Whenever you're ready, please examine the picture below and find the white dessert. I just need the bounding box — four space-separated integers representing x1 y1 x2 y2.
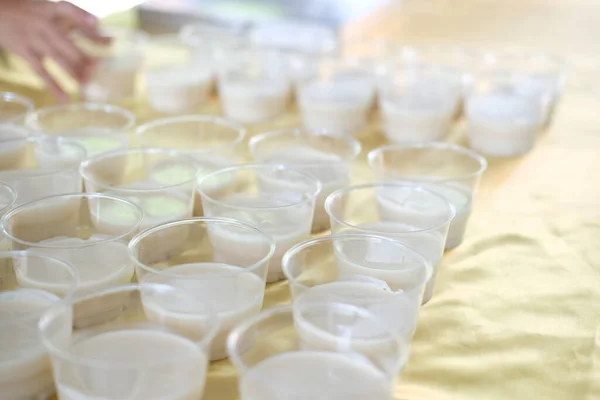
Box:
56 329 207 400
418 182 472 250
261 146 350 232
380 89 457 144
142 263 264 361
0 138 27 170
240 352 392 400
192 153 236 216
83 54 141 102
298 81 372 134
0 289 59 400
466 92 542 157
295 279 420 343
203 193 312 282
145 66 213 114
33 235 133 293
345 221 443 304
218 78 290 124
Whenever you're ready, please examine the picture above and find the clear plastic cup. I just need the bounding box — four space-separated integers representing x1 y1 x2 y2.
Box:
179 22 248 70
0 251 78 400
39 284 219 400
249 128 361 233
249 21 338 55
479 50 567 127
368 143 487 250
0 182 17 218
129 217 276 361
2 193 143 292
465 71 544 157
197 164 320 283
282 233 431 343
26 103 135 156
228 303 407 400
0 92 34 124
217 49 291 124
136 115 245 215
378 66 462 143
80 148 199 232
143 36 214 114
78 27 149 102
325 183 454 303
297 57 375 135
0 137 86 206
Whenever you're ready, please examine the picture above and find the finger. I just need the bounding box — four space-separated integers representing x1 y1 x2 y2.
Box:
53 1 106 42
41 27 92 81
54 1 98 29
80 58 97 85
22 51 68 102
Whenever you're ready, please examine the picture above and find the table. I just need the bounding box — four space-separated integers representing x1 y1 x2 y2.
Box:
1 0 599 399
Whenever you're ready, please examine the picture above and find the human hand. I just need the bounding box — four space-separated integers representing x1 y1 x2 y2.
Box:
0 0 108 101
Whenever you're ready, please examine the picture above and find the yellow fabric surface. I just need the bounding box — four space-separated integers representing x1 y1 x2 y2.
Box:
2 1 600 399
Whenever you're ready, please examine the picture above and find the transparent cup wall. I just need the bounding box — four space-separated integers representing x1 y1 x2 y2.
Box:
80 148 200 232
136 115 245 216
197 164 320 283
324 183 454 303
25 103 135 157
297 57 376 135
465 71 545 157
249 128 361 233
2 193 143 293
129 217 275 361
39 284 219 400
216 49 292 124
0 92 34 124
0 251 78 399
77 28 148 103
282 233 432 344
368 143 487 250
228 304 407 400
378 66 462 144
0 137 86 206
143 35 214 114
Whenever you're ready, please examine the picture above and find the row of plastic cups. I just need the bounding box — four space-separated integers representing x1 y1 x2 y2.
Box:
2 279 405 400
0 163 473 302
0 215 429 399
0 126 485 249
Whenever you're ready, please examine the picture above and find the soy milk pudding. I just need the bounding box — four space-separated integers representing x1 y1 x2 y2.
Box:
33 235 133 292
296 280 420 343
466 91 542 157
261 146 351 233
143 263 264 360
205 193 313 282
56 330 207 400
145 65 213 114
298 80 373 134
348 222 442 303
80 29 147 102
0 289 59 400
379 79 459 144
417 182 472 250
240 351 393 400
219 77 291 123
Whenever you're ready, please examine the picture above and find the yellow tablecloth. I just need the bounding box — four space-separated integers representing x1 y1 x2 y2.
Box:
2 1 600 399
